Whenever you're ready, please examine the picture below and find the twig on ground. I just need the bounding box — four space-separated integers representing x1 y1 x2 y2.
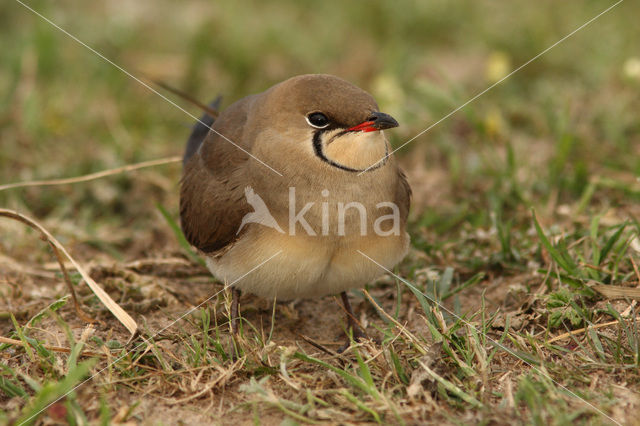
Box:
298 334 339 357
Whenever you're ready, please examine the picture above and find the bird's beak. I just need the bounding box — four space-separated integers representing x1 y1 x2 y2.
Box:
347 111 399 133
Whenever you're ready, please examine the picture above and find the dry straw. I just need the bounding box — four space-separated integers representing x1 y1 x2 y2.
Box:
0 208 138 338
0 155 189 337
0 156 181 191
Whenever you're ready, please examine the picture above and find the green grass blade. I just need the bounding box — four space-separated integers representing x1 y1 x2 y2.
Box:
341 390 381 423
532 210 577 275
599 222 627 265
16 359 96 426
418 361 482 408
442 272 485 301
294 352 376 399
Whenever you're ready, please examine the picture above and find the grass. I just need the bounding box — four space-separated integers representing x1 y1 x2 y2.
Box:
1 0 640 424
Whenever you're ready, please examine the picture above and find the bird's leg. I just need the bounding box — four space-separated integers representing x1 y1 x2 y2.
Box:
338 291 367 353
228 287 241 360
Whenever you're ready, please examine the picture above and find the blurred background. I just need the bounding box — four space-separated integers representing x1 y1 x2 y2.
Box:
0 0 638 272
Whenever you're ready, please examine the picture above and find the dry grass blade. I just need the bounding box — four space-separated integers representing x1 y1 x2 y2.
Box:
362 289 428 354
0 156 181 191
630 257 640 283
167 363 236 404
547 317 640 343
48 238 98 325
0 209 138 337
0 335 105 358
590 284 640 300
152 80 220 118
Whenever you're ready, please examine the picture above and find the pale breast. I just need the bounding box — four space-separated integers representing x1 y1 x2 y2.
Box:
205 227 409 300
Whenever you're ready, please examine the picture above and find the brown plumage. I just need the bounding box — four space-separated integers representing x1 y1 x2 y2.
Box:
179 74 411 347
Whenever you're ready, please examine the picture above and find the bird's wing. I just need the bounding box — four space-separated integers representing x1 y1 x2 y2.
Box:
180 95 257 253
395 168 412 225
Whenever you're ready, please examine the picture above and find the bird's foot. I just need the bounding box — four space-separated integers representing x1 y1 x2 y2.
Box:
337 324 368 353
337 291 370 353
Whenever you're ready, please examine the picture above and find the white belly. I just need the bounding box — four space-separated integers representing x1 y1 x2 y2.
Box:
205 228 409 300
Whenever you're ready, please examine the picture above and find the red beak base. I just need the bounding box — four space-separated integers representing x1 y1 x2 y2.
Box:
347 121 378 133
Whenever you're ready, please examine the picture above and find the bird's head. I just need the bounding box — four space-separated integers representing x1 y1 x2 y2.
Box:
250 74 398 173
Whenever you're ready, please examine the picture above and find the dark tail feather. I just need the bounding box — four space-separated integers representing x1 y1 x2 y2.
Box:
183 96 222 165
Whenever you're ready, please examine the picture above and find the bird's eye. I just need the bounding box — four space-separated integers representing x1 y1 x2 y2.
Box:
306 112 330 129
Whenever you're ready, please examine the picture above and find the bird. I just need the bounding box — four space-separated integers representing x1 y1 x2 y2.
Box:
179 74 411 351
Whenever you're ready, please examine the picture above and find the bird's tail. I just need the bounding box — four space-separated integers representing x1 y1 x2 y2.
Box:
183 96 223 165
